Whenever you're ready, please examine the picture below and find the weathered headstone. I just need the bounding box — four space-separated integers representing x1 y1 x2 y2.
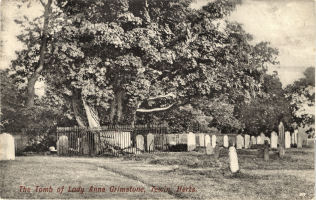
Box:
294 129 298 145
278 122 285 157
223 135 229 148
251 136 256 146
136 135 144 151
244 134 250 149
236 134 243 149
297 128 304 148
211 135 217 148
285 131 291 148
205 135 211 147
57 135 69 155
187 132 196 151
0 133 15 160
196 133 205 147
229 146 239 173
263 141 269 161
167 134 177 146
146 133 154 152
206 143 214 155
270 131 278 149
260 132 266 142
256 136 262 145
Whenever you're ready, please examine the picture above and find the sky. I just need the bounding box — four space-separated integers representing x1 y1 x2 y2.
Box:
0 0 315 88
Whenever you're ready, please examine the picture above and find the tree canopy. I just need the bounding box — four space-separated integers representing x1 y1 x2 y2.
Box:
6 0 295 135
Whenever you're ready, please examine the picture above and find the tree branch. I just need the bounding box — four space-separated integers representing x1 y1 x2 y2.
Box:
136 104 174 113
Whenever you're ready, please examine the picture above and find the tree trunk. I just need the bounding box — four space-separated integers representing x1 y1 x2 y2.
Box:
71 91 87 128
26 0 52 107
82 98 101 128
109 97 116 124
117 91 124 123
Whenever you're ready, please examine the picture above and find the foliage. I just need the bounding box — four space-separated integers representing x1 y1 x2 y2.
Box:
9 0 279 132
237 73 292 135
285 66 315 128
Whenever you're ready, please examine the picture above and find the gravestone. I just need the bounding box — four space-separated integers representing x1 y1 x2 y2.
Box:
223 135 229 148
294 129 298 145
263 141 269 161
211 135 217 148
278 122 285 157
260 132 266 141
196 133 205 147
256 136 262 145
270 131 278 149
187 132 196 151
136 135 144 151
251 136 256 146
0 133 15 160
236 134 243 149
167 134 177 146
57 135 69 155
205 135 211 147
297 128 304 148
146 133 154 152
229 146 239 173
278 122 285 148
291 132 295 145
285 131 291 148
206 143 214 155
244 134 250 149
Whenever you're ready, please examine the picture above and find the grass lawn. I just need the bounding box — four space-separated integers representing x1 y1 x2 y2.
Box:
0 148 314 199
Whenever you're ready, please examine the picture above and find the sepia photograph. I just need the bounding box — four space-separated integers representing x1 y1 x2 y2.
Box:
0 0 315 199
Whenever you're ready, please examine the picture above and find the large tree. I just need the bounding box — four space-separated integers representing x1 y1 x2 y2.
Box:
11 0 279 130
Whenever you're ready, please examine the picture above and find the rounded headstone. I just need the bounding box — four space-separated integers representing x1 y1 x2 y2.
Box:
229 146 239 173
0 133 15 160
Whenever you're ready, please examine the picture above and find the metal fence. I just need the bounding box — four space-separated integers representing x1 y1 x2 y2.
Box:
56 125 172 156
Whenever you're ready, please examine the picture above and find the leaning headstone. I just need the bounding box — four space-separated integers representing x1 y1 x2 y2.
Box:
257 136 262 145
251 136 256 146
297 128 304 148
244 134 250 149
211 135 217 148
285 131 291 148
205 135 211 147
206 143 214 155
223 135 229 148
236 134 243 149
270 131 278 149
187 132 196 151
146 133 154 152
136 135 144 151
0 133 15 160
57 135 69 155
229 146 239 173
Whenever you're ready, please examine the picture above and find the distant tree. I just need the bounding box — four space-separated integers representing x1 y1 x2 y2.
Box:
237 73 292 135
286 66 315 128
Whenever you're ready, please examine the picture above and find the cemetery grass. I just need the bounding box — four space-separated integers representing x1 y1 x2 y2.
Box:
0 148 314 199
